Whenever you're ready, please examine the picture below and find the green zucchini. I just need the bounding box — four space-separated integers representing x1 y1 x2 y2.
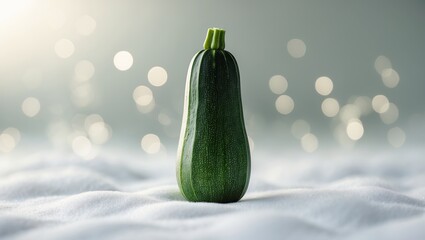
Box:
176 28 251 203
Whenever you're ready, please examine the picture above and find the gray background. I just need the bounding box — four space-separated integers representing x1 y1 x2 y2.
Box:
1 0 424 157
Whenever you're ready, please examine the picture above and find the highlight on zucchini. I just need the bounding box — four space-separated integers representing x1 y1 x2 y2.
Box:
176 28 251 203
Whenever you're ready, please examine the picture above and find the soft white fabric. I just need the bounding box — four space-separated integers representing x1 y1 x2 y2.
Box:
0 149 424 240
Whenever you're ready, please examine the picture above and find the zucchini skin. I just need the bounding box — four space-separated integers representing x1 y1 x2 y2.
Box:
177 49 251 203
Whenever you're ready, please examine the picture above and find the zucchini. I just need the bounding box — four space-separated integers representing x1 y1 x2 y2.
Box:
176 28 251 203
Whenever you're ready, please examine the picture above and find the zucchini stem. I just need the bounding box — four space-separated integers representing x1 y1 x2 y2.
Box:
203 28 226 50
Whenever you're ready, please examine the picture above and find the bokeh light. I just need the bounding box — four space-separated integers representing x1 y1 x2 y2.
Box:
353 96 373 115
148 66 168 87
321 98 340 117
291 119 310 139
269 75 288 94
379 103 399 125
88 122 111 145
346 119 364 141
114 51 133 71
84 114 104 130
158 112 172 126
0 128 20 153
84 114 111 145
22 97 41 117
374 55 392 74
137 98 156 114
75 15 96 36
301 133 318 152
339 104 361 123
372 95 390 113
133 85 153 106
275 95 294 115
287 39 306 58
71 83 94 107
141 134 161 154
315 76 333 96
387 127 406 148
3 128 21 143
54 38 75 59
74 60 95 82
380 68 400 88
0 133 16 153
72 135 93 159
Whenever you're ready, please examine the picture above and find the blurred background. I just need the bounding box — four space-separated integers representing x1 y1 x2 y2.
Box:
1 0 424 160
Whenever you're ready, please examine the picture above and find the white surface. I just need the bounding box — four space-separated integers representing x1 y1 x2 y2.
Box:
1 149 424 240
